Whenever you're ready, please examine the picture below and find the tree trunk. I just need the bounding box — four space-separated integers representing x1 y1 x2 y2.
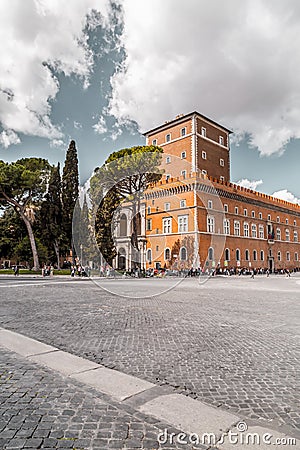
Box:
19 210 40 270
53 240 60 269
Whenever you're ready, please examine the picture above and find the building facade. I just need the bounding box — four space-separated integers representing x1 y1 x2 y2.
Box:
114 111 300 272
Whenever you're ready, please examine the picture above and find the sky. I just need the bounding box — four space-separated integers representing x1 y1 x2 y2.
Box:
0 0 299 204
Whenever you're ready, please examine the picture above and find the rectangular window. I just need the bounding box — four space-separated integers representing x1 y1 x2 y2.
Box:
146 219 152 231
243 222 249 237
219 136 224 145
251 224 257 238
202 151 207 159
276 228 281 240
208 200 213 209
234 220 240 236
178 215 188 233
223 219 230 235
165 133 171 142
166 156 171 164
180 127 186 137
285 229 290 241
164 202 170 211
201 127 206 137
181 151 186 159
180 199 186 208
163 218 172 234
152 139 157 145
259 225 264 239
207 216 215 233
287 252 290 261
235 206 239 215
220 158 224 167
294 231 298 242
295 252 298 261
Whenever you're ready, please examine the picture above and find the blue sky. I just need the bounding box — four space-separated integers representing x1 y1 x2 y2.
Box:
0 0 299 203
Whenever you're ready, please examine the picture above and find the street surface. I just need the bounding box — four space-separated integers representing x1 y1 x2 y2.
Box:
0 274 299 448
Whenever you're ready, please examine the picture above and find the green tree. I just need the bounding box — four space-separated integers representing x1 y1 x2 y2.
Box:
94 188 120 266
62 140 79 256
38 163 64 268
0 207 27 261
90 145 163 267
13 236 48 267
0 158 51 269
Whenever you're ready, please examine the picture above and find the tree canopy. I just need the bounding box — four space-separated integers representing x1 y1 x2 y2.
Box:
89 145 163 267
0 158 51 269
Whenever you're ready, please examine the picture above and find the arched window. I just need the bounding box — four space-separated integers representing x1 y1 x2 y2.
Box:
225 248 230 261
245 249 249 261
277 251 281 261
208 247 214 261
120 214 127 236
165 248 170 260
236 249 240 261
147 249 152 263
253 250 257 261
260 250 264 261
180 247 187 261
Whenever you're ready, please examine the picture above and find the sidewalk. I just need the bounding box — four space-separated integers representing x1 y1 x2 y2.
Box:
0 328 299 450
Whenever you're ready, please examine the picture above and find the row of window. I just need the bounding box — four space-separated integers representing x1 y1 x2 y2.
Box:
207 217 299 241
146 215 188 233
147 247 299 264
222 248 298 263
166 152 186 163
147 200 187 215
207 200 298 225
201 151 225 166
147 246 187 263
152 127 225 146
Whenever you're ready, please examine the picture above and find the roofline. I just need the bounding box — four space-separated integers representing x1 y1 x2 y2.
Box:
143 111 233 136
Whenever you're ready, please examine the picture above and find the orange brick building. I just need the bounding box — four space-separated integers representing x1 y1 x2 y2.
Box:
115 111 300 272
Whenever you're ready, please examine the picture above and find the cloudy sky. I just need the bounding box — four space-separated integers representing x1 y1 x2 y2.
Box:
0 0 299 203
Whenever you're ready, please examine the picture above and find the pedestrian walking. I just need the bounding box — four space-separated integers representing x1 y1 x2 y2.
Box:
14 265 19 276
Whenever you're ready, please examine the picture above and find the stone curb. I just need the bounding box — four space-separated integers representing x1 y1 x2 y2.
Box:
0 327 298 449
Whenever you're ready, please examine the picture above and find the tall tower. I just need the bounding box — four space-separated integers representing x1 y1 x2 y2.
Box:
144 111 232 182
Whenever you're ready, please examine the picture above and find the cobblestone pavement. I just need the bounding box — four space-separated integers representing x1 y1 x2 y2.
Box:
0 347 202 449
0 275 299 435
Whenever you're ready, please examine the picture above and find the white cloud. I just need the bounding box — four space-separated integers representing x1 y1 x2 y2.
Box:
74 121 82 130
0 129 21 148
272 189 300 205
0 0 111 147
50 138 65 149
92 115 107 134
108 0 300 156
236 178 263 191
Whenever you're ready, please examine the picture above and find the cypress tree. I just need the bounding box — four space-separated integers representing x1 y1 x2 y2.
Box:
38 163 64 267
62 140 79 256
